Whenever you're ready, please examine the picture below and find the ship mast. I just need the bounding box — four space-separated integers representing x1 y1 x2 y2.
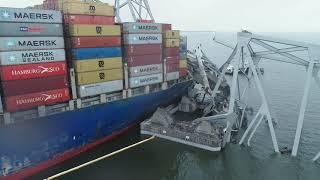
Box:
114 0 155 23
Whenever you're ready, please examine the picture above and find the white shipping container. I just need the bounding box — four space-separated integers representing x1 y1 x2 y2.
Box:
166 72 179 81
123 34 162 45
0 37 65 51
129 73 163 88
77 80 123 98
129 64 163 77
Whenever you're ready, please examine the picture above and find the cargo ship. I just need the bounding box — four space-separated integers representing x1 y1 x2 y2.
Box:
0 1 191 179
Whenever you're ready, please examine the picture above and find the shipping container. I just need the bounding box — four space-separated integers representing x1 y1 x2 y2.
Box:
0 49 65 66
4 88 70 112
179 52 187 60
165 56 179 64
66 36 121 48
164 38 180 48
163 30 180 39
163 47 179 57
72 47 122 60
0 22 63 37
129 64 163 77
129 73 163 88
122 22 162 34
166 63 179 73
77 80 123 98
76 68 123 85
74 57 122 72
2 75 69 97
179 60 188 69
67 24 121 37
64 14 115 25
180 36 187 52
123 34 162 45
0 61 67 81
125 54 162 67
165 71 179 81
162 24 172 31
63 1 114 16
124 44 162 56
179 68 188 77
0 7 63 23
0 37 65 51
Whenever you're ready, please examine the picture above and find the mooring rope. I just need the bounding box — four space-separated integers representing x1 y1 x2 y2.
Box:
45 136 156 180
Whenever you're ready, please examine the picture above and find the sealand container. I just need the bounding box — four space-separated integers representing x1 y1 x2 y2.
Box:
125 54 162 67
165 56 179 64
179 60 188 69
4 88 70 112
63 1 114 16
123 34 162 45
129 73 163 88
67 24 121 37
64 14 115 25
124 44 162 56
77 80 123 98
2 75 69 97
129 64 163 77
163 47 179 57
163 30 180 39
0 23 63 37
166 63 179 73
76 68 123 85
0 49 66 66
0 61 67 81
0 7 63 23
0 37 64 51
179 52 187 60
122 22 162 34
162 24 172 31
165 71 179 81
72 47 122 60
164 38 180 48
66 36 121 48
179 68 188 77
74 57 122 73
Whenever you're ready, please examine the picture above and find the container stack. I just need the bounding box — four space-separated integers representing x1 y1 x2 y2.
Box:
63 1 124 98
163 30 180 81
0 7 70 112
179 36 188 77
122 22 163 89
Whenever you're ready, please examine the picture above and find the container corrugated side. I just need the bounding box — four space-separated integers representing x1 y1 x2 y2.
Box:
76 68 123 85
64 14 115 25
165 72 179 81
77 80 123 98
74 57 122 72
163 47 179 57
66 37 121 48
125 54 162 67
0 23 63 37
163 30 180 39
164 39 180 48
166 63 179 73
72 47 122 60
162 24 172 31
0 37 65 51
165 56 179 64
0 49 66 65
129 64 162 77
180 36 187 52
67 25 121 37
123 34 162 45
179 60 187 69
129 73 163 88
63 1 114 16
124 44 162 56
122 22 162 34
0 7 62 23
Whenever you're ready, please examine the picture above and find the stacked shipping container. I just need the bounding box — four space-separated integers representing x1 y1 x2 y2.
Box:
63 1 124 98
163 30 180 81
179 36 188 77
0 7 70 112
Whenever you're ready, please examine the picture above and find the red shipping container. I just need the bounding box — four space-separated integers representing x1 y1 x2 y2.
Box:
165 56 179 64
66 37 121 48
163 48 179 57
0 62 67 81
4 88 70 112
124 44 162 56
64 15 115 25
166 63 179 73
125 54 162 67
162 24 172 31
2 75 69 97
179 68 188 77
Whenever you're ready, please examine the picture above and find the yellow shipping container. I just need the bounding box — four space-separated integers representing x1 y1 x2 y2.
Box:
179 60 188 69
164 39 180 48
76 69 123 85
58 0 80 10
164 30 180 39
74 57 123 73
63 1 114 16
68 25 121 36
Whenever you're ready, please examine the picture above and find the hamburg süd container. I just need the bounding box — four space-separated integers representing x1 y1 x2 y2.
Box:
0 49 66 65
179 68 188 77
163 30 180 39
164 38 180 48
64 14 115 25
72 47 122 60
165 56 179 64
67 24 121 37
77 80 123 98
122 22 162 34
0 23 63 37
74 57 122 73
2 75 69 97
76 68 123 85
0 37 65 51
0 61 67 81
179 52 187 60
179 60 187 69
125 54 162 67
165 71 179 81
4 88 70 112
163 47 179 57
129 73 163 88
123 34 162 45
129 64 163 77
124 44 162 56
62 1 114 16
0 7 63 23
166 63 179 73
66 37 121 48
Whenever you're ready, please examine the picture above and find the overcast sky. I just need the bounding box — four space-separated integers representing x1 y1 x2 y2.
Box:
1 0 319 32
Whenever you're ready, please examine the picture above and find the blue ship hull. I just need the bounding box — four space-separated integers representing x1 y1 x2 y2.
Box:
0 81 191 179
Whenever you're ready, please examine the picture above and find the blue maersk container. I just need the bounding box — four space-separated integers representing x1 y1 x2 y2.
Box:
72 47 122 60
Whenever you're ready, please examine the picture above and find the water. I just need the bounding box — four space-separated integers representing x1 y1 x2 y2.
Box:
32 32 320 180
